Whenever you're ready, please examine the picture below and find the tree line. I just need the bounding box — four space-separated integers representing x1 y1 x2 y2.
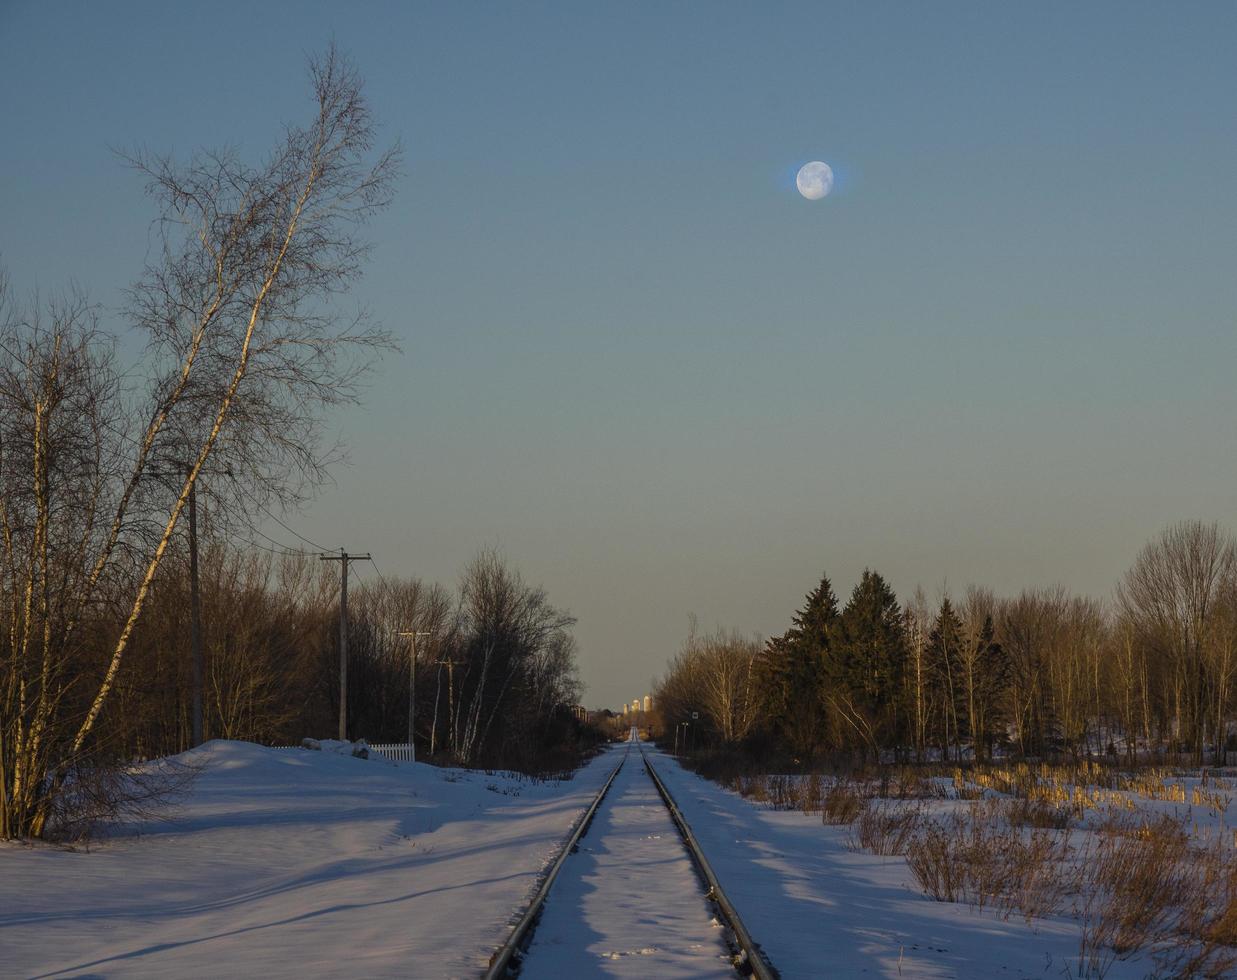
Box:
656 520 1237 769
99 537 585 769
0 48 590 840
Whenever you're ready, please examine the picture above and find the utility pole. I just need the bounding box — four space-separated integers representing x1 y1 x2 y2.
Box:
187 479 203 748
153 460 223 749
395 630 431 760
435 658 462 757
320 550 370 741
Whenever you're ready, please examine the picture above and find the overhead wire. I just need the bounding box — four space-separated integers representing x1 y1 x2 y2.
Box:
366 555 391 588
233 534 310 557
66 410 342 563
245 525 314 557
257 503 331 552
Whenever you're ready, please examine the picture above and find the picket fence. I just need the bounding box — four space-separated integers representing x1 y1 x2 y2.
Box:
268 740 414 763
369 743 415 763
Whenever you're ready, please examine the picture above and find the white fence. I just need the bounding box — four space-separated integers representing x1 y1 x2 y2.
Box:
370 743 415 763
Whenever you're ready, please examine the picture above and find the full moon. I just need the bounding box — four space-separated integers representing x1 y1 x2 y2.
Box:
796 161 834 200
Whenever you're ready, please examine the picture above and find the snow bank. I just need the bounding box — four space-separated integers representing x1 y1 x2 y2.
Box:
0 739 614 978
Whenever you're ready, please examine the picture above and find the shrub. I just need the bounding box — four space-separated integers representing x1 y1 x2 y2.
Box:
851 801 923 855
821 779 867 825
905 803 1071 920
1004 797 1072 830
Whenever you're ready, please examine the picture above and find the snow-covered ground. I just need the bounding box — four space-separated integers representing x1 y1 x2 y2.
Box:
649 748 1154 979
5 739 1202 979
0 740 614 979
520 746 732 978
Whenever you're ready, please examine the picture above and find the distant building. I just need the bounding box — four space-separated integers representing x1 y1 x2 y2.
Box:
643 695 652 713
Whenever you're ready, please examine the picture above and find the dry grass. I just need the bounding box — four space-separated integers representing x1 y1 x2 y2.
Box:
904 801 1072 920
1075 815 1237 977
729 772 867 822
875 767 937 800
720 759 1237 975
821 779 867 825
1003 796 1073 830
802 772 823 815
850 801 923 855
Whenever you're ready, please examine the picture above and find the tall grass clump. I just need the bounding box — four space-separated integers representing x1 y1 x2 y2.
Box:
1076 815 1237 978
821 778 867 824
850 801 923 855
905 801 1072 920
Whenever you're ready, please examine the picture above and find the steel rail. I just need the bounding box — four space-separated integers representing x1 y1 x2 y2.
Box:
640 748 780 980
483 748 628 979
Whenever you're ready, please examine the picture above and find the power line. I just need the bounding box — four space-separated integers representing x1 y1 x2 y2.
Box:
366 555 391 588
247 524 314 556
236 534 310 557
258 504 330 552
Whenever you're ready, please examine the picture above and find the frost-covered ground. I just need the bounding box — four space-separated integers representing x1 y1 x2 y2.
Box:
521 746 732 977
650 749 1156 979
0 740 614 979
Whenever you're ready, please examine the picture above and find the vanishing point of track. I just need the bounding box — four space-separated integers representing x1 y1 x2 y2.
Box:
483 739 779 979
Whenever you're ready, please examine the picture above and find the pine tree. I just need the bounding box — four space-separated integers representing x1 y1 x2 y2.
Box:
971 615 1009 760
757 575 839 762
835 570 907 757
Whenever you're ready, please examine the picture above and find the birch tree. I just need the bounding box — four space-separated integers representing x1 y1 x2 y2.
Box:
1 46 398 838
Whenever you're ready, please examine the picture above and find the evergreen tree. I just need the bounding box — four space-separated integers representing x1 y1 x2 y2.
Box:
834 570 907 757
757 575 839 761
971 615 1009 760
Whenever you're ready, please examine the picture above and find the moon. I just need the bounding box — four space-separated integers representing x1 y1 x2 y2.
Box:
796 161 834 200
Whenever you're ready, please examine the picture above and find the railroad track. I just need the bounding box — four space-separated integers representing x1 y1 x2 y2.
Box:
484 739 778 979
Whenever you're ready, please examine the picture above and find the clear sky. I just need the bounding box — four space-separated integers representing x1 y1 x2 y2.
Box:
3 2 1236 710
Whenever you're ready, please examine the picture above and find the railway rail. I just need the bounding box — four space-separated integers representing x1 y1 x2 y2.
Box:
483 739 778 979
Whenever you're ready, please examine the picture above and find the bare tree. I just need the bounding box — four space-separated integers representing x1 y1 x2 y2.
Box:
1 45 398 838
0 283 125 838
75 45 399 754
997 587 1068 757
958 586 993 757
1119 521 1237 764
902 587 931 762
657 621 762 747
448 551 577 766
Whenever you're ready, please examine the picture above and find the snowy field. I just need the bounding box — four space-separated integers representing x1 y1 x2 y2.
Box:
0 740 615 978
5 740 1230 978
665 756 1237 978
647 751 1158 979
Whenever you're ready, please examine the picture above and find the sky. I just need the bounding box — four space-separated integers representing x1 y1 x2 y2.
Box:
2 2 1236 710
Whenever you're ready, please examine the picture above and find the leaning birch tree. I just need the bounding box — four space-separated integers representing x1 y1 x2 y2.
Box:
1 45 398 838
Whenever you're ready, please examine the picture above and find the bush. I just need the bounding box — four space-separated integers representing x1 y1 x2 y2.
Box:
851 801 922 855
821 779 867 825
905 803 1071 920
1004 797 1072 830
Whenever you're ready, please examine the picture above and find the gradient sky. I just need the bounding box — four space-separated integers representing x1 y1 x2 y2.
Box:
3 2 1236 709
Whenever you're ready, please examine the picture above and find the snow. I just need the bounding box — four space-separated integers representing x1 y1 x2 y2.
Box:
2 738 1203 979
520 745 733 977
0 740 614 979
647 748 1153 979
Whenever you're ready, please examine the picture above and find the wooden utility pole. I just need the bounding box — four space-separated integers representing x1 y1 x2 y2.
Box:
396 630 431 760
435 658 462 757
153 461 217 749
320 550 370 741
187 480 203 747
